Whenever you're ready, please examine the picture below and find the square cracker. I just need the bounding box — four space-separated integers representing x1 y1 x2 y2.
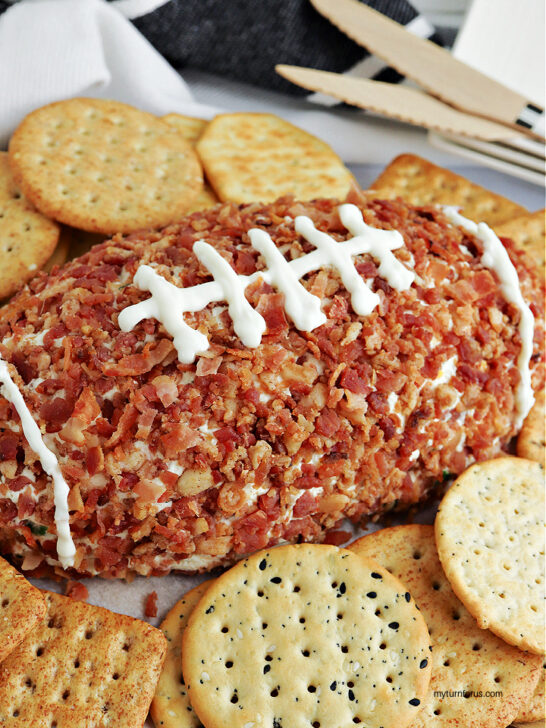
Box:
495 208 545 273
0 556 46 664
0 590 167 727
370 154 526 227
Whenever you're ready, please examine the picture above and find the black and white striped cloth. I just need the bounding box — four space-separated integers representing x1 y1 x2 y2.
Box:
0 0 444 103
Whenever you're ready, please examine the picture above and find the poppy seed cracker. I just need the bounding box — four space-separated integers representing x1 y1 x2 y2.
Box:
183 543 432 728
350 525 542 727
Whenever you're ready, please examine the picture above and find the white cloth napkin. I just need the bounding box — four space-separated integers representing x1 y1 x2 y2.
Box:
0 0 219 148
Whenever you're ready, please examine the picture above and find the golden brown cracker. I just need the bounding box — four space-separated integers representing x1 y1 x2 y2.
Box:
0 590 167 727
151 581 212 728
196 112 354 204
496 209 545 272
163 113 219 211
515 660 545 723
435 457 545 655
9 98 204 235
370 154 526 226
350 525 542 728
0 151 60 299
42 226 71 273
517 390 545 465
0 556 46 664
183 544 432 728
162 114 208 145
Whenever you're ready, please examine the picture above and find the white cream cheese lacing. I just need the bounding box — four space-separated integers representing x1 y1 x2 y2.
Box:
118 203 415 364
443 208 535 428
0 359 76 568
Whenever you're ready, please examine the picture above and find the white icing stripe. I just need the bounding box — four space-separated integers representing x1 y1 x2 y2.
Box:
339 204 415 292
118 204 415 363
193 240 266 348
295 215 380 316
444 207 535 428
249 228 326 331
0 360 75 568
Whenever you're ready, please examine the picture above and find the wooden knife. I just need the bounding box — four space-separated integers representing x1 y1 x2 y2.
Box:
275 65 529 142
309 0 545 139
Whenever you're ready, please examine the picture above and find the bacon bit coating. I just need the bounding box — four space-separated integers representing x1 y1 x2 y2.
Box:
145 591 158 619
0 195 544 578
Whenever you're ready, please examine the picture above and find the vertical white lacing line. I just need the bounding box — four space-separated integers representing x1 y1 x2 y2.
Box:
118 204 415 364
248 228 326 331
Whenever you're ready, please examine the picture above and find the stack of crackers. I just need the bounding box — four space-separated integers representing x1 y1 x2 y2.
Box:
150 456 544 728
2 97 543 304
0 556 167 726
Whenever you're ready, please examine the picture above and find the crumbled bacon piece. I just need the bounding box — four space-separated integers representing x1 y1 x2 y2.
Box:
65 580 89 601
144 591 158 618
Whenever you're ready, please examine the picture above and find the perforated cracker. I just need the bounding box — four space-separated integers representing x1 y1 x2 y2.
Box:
8 98 204 235
0 152 60 299
0 556 46 664
370 154 526 226
196 112 354 204
0 590 167 727
496 209 545 273
517 390 545 465
183 543 432 728
350 525 542 727
151 581 212 728
162 114 208 145
515 660 545 723
162 113 219 212
435 457 545 655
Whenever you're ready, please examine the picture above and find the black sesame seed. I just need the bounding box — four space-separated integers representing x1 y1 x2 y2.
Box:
371 572 382 579
339 582 346 594
405 592 411 602
259 559 267 571
366 592 377 598
205 605 215 614
270 577 282 584
388 622 399 630
330 681 337 691
420 659 428 669
263 665 271 674
409 698 421 707
348 690 355 701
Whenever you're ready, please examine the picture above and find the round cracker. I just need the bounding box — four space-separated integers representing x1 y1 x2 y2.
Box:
517 390 545 465
196 112 354 204
515 660 545 723
435 457 545 655
350 524 543 727
151 581 212 728
0 152 60 299
183 543 432 728
9 98 203 235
